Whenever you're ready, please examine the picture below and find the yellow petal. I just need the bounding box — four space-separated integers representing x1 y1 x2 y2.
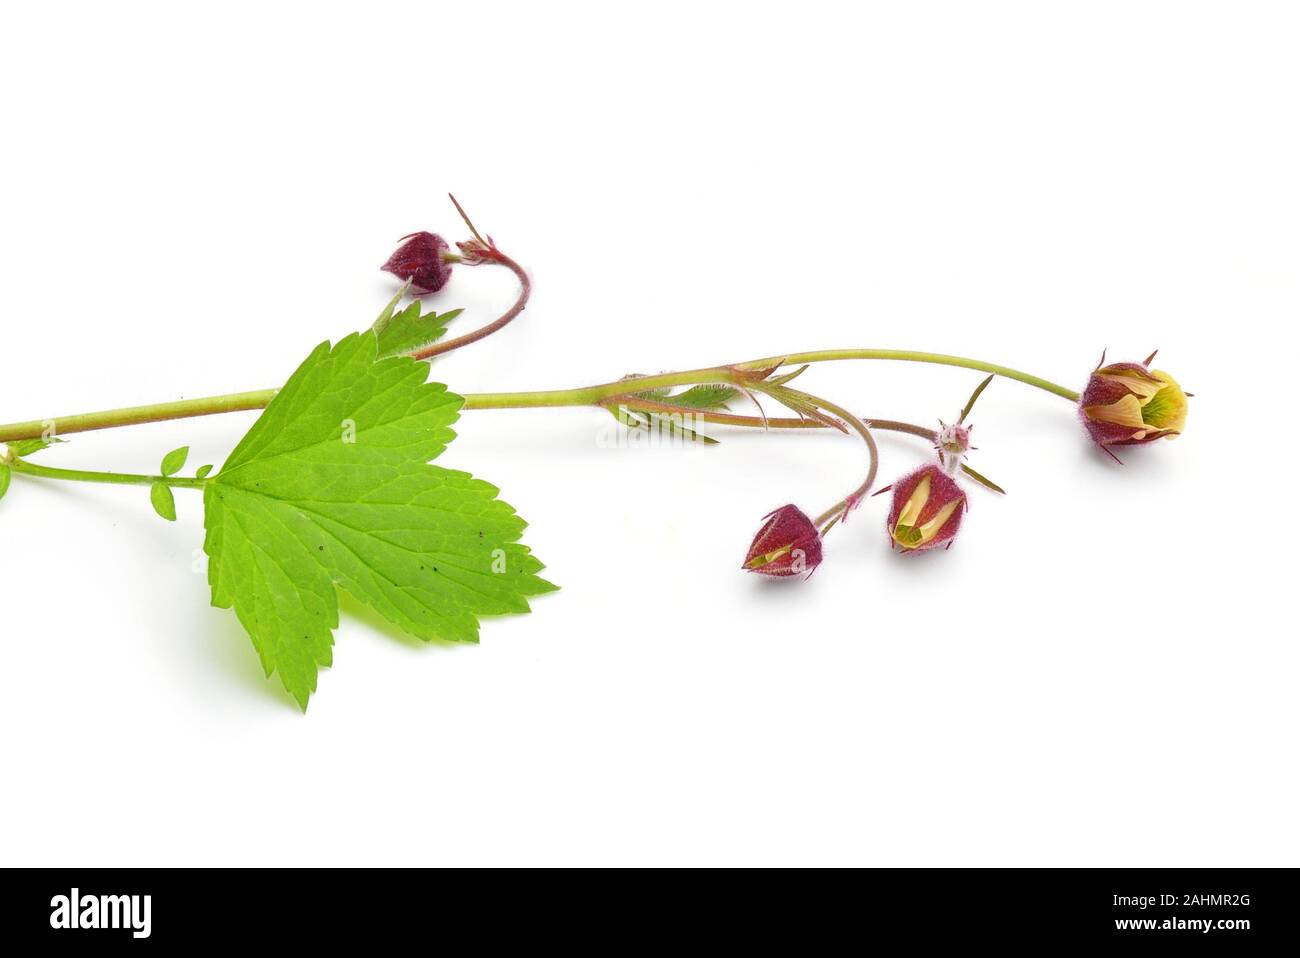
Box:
897 474 931 528
892 477 962 551
1097 368 1163 401
1083 394 1147 430
746 543 792 569
1142 370 1188 434
916 499 961 545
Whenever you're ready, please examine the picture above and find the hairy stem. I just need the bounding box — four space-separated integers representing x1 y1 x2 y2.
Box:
404 195 532 361
0 390 279 443
742 350 1080 400
751 386 879 530
409 247 530 360
4 456 208 489
0 351 1077 444
618 397 935 437
612 397 1002 492
468 349 1079 406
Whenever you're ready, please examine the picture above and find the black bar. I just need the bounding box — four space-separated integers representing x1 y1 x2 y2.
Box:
1 867 1294 946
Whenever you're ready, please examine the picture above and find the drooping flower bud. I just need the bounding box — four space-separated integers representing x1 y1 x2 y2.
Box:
742 504 823 578
1079 354 1187 457
381 232 453 294
886 464 967 553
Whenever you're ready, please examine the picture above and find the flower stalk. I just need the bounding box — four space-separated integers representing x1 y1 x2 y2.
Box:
0 351 1078 445
748 382 880 532
3 455 208 490
406 195 532 361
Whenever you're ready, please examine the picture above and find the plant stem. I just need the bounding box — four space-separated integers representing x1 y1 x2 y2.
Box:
463 350 1079 408
465 366 744 409
0 372 1005 495
619 398 935 437
810 419 878 528
751 385 879 530
0 390 279 443
614 397 1003 492
0 351 1078 444
740 350 1081 401
408 193 532 362
410 247 529 360
5 456 208 489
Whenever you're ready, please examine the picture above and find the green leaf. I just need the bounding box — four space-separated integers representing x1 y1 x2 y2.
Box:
160 446 189 477
150 482 177 521
373 302 462 359
766 364 811 387
628 386 672 401
0 464 11 502
662 384 739 410
203 332 555 709
628 383 738 410
373 282 411 327
195 464 214 479
6 437 64 456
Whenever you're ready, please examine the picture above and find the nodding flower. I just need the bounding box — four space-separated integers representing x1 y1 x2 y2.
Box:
885 464 966 553
381 232 454 294
1079 353 1187 460
742 504 823 578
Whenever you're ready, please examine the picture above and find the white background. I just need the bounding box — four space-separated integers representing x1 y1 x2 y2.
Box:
0 1 1295 867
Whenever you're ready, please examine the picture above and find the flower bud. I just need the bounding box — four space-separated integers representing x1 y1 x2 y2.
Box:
1079 356 1187 456
381 232 453 294
742 504 823 577
934 421 972 474
886 464 966 553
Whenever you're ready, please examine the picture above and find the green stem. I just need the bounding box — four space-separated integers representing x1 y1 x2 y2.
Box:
0 390 278 443
4 456 208 489
0 350 1078 444
464 350 1078 408
464 366 739 410
741 350 1080 402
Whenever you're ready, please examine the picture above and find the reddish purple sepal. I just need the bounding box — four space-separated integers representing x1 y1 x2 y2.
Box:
1078 361 1176 448
743 504 823 578
885 464 966 554
381 232 453 294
